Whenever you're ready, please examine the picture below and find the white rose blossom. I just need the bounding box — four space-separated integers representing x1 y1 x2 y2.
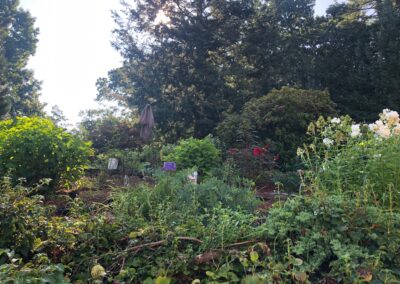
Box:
375 120 384 127
381 109 399 127
331 117 341 124
393 125 400 136
368 123 378 132
376 124 390 138
323 138 333 147
350 124 361 137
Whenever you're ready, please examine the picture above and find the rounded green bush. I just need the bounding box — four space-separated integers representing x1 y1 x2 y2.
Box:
217 87 336 166
162 136 220 175
0 117 93 188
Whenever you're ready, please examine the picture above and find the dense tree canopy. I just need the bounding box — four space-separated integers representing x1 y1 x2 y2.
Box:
0 0 44 117
98 0 400 142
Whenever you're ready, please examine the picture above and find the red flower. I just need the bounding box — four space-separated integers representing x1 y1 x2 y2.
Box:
274 154 280 161
252 147 264 157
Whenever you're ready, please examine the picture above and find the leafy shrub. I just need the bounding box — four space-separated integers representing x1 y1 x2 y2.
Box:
300 109 400 207
224 145 279 186
270 170 300 193
0 258 68 284
0 178 50 258
217 87 336 167
0 178 110 282
0 117 93 188
263 193 400 282
162 136 221 175
79 108 142 153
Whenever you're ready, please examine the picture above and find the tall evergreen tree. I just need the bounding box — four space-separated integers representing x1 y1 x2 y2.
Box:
0 0 44 117
97 0 256 141
313 0 400 121
99 0 400 140
0 84 11 117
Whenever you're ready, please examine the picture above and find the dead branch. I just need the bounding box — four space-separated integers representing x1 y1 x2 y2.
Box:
225 239 258 248
128 236 203 252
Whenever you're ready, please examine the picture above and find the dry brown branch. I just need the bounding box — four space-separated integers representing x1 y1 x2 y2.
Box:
225 239 258 248
128 236 203 252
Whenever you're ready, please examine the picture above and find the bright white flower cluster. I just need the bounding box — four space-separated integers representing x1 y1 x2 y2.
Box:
381 109 399 127
368 109 400 139
350 124 361 137
323 138 333 147
331 117 341 124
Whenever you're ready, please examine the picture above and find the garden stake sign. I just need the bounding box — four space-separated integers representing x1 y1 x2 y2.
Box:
107 158 118 170
162 162 176 171
187 171 198 184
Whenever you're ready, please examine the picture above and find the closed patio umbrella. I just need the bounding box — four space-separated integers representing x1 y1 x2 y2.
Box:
139 104 154 141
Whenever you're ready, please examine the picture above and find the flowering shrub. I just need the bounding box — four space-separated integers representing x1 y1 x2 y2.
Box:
368 108 400 137
225 145 278 185
217 87 336 167
300 109 400 208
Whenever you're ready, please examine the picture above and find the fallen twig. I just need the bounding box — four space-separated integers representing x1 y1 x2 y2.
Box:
225 239 258 248
129 236 203 252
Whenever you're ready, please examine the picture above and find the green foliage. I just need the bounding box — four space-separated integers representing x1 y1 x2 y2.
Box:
263 193 400 282
79 108 142 153
0 117 93 188
2 139 400 283
0 0 44 116
97 0 256 141
49 105 69 128
93 144 161 177
0 177 111 283
0 85 11 117
95 149 141 172
221 145 280 186
97 0 400 146
0 179 69 282
0 257 68 284
112 170 259 228
162 137 221 175
107 171 263 281
0 178 49 258
3 109 400 283
217 87 336 166
300 110 400 208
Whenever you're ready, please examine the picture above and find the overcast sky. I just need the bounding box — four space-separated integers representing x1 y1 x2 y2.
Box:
20 0 335 126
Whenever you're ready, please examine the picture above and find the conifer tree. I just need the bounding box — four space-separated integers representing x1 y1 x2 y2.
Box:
0 0 44 117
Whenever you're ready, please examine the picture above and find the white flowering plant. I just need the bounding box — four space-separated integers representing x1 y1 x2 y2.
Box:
298 109 400 208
